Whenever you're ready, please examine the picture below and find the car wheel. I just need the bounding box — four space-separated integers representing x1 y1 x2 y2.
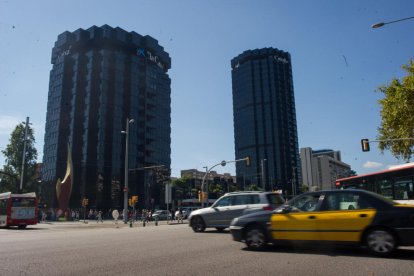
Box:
365 228 396 256
245 225 267 250
191 216 205 232
215 227 225 232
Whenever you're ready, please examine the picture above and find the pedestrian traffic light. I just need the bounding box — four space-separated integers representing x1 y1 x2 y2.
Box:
361 139 370 152
245 156 251 167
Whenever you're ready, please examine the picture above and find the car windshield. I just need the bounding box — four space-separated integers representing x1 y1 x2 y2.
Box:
267 194 285 205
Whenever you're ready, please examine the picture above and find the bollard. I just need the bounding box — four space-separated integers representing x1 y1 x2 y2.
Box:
155 217 158 226
129 219 132 228
143 220 146 227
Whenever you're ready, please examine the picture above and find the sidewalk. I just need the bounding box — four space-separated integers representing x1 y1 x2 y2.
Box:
37 219 187 229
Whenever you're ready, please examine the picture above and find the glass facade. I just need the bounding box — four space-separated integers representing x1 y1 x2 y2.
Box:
231 48 301 194
42 25 171 210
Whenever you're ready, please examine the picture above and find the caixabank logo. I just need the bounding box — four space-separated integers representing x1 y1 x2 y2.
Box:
136 48 165 70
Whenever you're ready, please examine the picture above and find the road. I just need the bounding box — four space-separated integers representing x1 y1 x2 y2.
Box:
1 220 414 276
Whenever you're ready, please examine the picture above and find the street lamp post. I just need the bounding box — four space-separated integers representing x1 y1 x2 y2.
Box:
261 159 267 191
203 166 208 207
122 118 134 224
292 167 297 198
372 16 414 28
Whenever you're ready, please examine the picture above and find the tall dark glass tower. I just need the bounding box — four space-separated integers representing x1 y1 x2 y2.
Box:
42 25 171 210
231 48 301 195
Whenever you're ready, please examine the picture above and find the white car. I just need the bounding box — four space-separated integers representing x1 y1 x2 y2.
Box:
175 208 191 219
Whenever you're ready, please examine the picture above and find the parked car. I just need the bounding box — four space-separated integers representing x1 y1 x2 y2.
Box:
174 208 192 220
188 191 285 232
229 189 414 256
151 210 171 220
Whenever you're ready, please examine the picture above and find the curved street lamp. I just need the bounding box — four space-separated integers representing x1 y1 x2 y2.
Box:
372 16 414 28
200 157 249 208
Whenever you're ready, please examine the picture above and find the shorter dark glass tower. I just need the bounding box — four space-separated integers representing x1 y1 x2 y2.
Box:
42 25 171 210
231 48 301 195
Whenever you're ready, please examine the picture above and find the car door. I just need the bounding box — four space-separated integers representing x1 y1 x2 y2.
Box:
224 194 259 221
271 193 323 241
205 196 234 226
315 191 376 242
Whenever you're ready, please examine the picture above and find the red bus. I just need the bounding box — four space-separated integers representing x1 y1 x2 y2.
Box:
335 163 414 205
0 192 38 228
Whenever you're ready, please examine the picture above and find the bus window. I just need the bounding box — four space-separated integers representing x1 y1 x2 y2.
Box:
0 199 8 214
394 178 414 200
12 198 35 208
378 179 393 199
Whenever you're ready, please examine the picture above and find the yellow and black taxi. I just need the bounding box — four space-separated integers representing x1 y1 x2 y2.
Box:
229 189 414 256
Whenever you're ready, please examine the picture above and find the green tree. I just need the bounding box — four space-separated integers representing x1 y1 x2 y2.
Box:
377 60 414 161
172 176 191 199
348 170 357 177
0 122 38 193
208 183 223 197
247 184 263 191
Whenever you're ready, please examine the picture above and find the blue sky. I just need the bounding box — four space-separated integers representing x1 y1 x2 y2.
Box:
0 0 413 177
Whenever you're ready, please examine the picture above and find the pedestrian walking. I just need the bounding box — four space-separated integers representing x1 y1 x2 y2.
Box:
41 210 47 222
178 208 184 224
96 210 103 223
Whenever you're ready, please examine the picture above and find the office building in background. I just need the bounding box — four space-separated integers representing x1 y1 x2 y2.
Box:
231 48 301 196
300 147 353 191
42 25 171 210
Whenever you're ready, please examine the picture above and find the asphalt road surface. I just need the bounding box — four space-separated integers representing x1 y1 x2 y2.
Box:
1 220 414 276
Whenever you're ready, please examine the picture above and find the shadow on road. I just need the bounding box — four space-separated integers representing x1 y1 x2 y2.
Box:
241 243 414 260
0 226 42 231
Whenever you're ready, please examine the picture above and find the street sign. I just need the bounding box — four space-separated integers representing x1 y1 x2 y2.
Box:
165 183 172 204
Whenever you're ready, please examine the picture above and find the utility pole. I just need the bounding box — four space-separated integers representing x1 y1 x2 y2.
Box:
19 117 29 191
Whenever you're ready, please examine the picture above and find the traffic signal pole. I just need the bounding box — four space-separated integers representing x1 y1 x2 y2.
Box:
361 138 414 152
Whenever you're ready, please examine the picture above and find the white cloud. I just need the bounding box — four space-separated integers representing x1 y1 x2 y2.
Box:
363 161 383 169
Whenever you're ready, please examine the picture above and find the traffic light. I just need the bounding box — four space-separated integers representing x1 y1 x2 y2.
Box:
245 156 251 167
128 199 132 206
132 195 138 204
82 198 89 207
198 190 201 202
361 139 370 152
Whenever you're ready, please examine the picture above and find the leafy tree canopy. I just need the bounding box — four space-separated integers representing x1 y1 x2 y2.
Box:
377 59 414 161
0 122 38 193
